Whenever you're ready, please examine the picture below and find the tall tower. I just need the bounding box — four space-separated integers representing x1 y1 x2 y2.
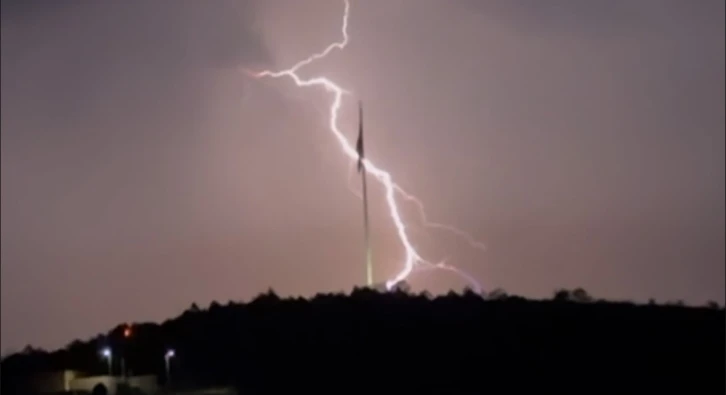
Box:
356 100 373 287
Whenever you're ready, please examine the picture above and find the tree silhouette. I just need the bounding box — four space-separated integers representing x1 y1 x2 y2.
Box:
1 288 723 394
391 280 411 295
487 288 508 300
571 288 593 303
553 289 571 302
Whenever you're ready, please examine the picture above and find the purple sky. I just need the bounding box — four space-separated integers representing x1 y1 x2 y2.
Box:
2 0 724 352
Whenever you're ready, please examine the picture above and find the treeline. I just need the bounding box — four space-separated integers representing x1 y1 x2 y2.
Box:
2 287 724 393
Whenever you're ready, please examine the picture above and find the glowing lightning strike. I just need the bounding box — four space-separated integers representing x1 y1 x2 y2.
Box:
347 165 487 253
249 0 484 292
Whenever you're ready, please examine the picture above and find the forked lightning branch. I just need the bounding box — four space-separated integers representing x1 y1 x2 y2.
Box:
247 0 484 292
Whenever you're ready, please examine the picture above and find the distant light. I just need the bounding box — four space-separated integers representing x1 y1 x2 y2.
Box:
101 347 111 358
123 327 132 338
166 349 175 358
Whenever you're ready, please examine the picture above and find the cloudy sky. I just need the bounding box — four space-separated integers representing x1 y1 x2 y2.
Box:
2 0 723 352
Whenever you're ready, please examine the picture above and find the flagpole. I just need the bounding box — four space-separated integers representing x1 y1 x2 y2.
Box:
358 101 374 287
362 152 373 288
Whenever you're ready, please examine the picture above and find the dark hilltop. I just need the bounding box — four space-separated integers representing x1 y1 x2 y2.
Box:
2 286 724 394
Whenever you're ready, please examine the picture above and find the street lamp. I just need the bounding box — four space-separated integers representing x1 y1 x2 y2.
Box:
100 347 112 375
121 324 132 380
165 349 175 387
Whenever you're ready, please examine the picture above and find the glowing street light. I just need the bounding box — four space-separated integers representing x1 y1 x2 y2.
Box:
120 325 131 379
165 349 175 387
100 347 112 375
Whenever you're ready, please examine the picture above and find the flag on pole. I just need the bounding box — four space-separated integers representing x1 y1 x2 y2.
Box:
356 101 364 173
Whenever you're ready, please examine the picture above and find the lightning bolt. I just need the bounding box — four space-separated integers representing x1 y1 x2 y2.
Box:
248 0 484 292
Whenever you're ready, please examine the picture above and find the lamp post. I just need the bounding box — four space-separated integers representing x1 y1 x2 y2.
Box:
165 349 175 387
121 324 131 381
100 347 112 376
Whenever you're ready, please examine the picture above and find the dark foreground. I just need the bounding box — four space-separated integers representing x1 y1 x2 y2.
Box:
2 288 724 394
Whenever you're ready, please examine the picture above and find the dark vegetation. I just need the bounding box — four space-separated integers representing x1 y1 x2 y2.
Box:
2 287 724 394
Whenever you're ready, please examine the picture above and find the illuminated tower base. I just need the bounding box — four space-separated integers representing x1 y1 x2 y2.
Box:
366 246 373 287
358 100 373 288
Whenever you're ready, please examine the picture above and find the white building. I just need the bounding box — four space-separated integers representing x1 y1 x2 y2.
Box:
32 371 158 395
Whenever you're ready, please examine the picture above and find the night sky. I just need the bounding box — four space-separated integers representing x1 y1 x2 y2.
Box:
2 0 724 353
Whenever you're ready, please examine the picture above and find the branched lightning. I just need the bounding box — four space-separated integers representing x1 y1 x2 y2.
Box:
248 0 485 292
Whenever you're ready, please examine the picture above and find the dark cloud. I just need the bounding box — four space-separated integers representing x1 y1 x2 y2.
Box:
460 0 725 38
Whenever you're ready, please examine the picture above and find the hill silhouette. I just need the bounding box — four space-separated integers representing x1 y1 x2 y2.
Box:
2 287 724 394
